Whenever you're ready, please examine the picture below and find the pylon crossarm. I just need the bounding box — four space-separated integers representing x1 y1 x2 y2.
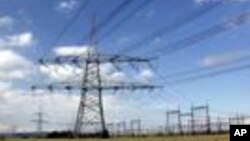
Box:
39 55 81 65
38 54 156 66
31 84 162 92
168 110 180 114
193 106 207 110
181 113 192 116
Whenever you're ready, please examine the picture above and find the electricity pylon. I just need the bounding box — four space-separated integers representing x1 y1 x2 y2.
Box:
31 104 48 136
33 52 161 138
31 17 161 138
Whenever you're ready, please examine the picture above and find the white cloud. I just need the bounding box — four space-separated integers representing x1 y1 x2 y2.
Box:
7 32 34 47
54 45 95 57
201 50 250 67
0 50 34 81
100 63 117 75
40 45 96 83
0 89 43 132
0 32 35 48
137 69 154 83
0 15 13 29
39 62 126 85
57 0 78 12
39 64 82 83
0 50 31 69
105 71 127 83
0 70 29 81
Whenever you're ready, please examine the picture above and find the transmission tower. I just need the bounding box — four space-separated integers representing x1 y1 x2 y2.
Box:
31 104 48 136
31 19 161 138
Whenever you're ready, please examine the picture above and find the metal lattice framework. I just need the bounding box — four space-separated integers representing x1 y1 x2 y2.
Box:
31 51 161 138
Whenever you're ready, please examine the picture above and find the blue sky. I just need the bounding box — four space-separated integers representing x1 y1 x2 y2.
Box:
0 0 250 132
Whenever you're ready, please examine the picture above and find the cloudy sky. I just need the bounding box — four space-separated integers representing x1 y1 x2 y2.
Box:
0 0 250 133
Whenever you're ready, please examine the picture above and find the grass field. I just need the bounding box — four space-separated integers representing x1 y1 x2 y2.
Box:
3 134 229 141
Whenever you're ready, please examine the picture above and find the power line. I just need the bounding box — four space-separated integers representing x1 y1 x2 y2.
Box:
148 63 196 104
146 12 250 57
96 0 133 30
136 13 250 86
116 1 221 54
164 55 250 79
171 62 250 84
99 0 153 41
79 0 134 44
44 0 90 56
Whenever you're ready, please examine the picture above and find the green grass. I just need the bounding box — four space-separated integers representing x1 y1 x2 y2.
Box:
5 134 229 141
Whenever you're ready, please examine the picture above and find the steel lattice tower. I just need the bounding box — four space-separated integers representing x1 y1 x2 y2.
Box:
31 18 161 138
71 52 161 137
73 17 108 137
74 52 108 137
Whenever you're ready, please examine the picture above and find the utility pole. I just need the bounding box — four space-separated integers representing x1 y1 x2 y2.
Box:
192 104 210 134
180 112 192 134
166 111 170 134
167 107 182 135
205 103 211 134
191 105 195 135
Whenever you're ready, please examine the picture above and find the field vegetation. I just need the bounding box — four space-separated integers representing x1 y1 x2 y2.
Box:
3 134 229 141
